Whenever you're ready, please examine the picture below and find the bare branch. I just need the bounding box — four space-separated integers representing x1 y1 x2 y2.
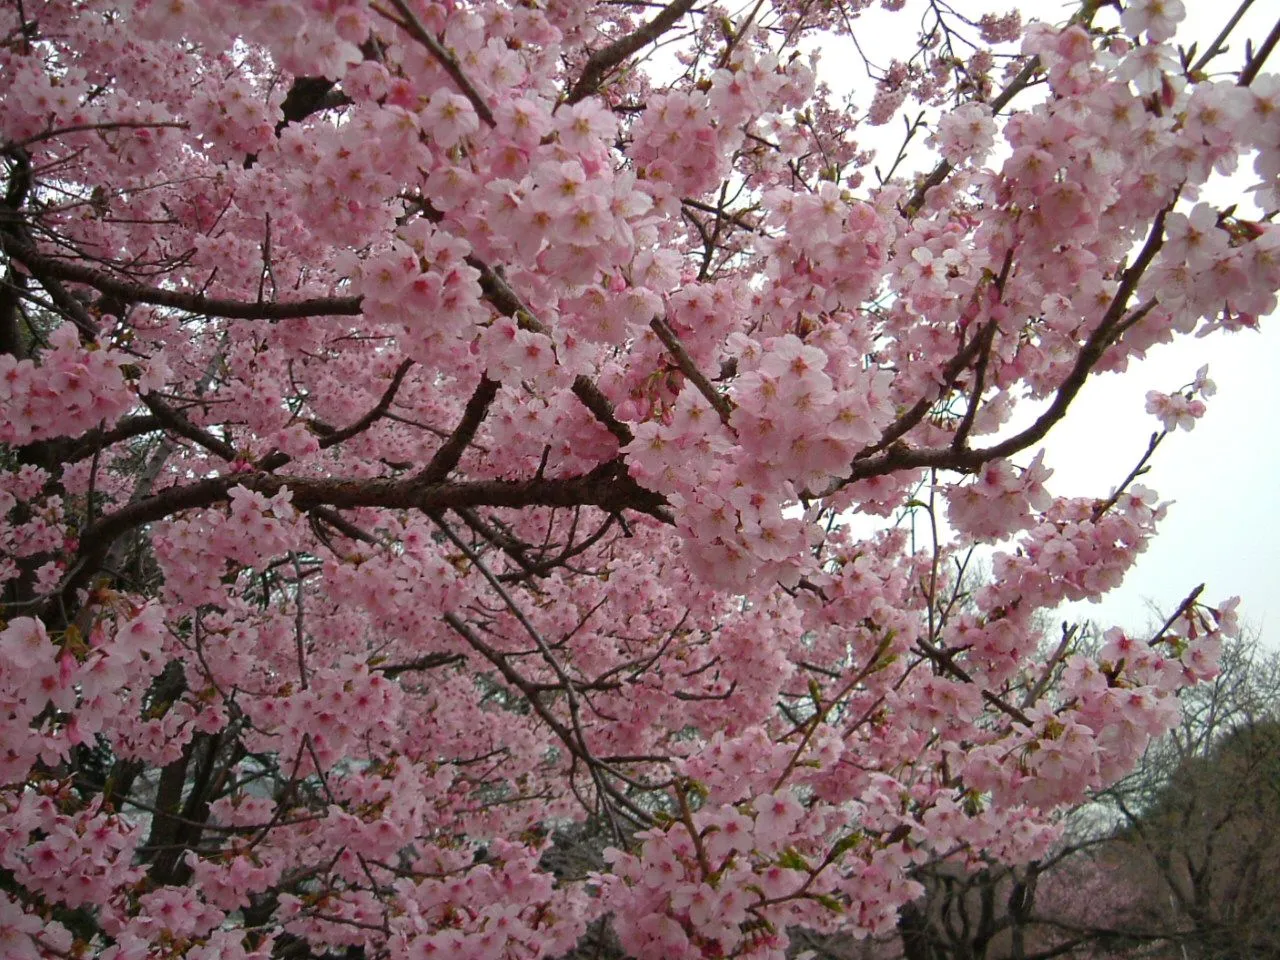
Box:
650 316 735 425
566 0 699 104
2 238 361 320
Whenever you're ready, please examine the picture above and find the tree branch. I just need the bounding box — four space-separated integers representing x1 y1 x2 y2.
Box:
566 0 700 104
650 316 735 425
1 238 361 320
412 374 501 486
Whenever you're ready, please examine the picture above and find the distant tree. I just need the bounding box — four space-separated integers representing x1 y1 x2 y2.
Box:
1105 722 1280 958
832 633 1280 960
1037 634 1280 960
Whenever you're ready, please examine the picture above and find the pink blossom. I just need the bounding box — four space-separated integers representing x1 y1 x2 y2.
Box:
934 103 996 165
0 618 53 672
1121 0 1186 43
0 4 1270 957
1145 389 1206 431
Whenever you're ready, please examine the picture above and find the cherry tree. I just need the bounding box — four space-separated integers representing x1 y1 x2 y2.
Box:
0 0 1275 957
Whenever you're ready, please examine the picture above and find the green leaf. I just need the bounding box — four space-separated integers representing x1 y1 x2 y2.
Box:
811 892 845 913
829 831 864 860
777 847 812 871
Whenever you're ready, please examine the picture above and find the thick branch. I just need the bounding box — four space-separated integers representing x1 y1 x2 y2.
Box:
412 374 500 485
141 394 237 461
375 652 466 677
55 458 667 611
1 239 360 320
4 121 190 153
566 0 700 104
650 316 735 425
67 415 163 462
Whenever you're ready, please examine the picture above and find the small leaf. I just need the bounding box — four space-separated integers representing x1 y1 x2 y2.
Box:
829 831 864 860
777 847 812 871
811 892 845 913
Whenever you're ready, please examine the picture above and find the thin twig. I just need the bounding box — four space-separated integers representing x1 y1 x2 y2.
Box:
1239 15 1280 86
1148 585 1206 648
1191 0 1257 73
375 0 496 127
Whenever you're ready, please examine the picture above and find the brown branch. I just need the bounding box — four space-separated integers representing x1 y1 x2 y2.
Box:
1021 623 1079 710
84 459 663 550
506 513 619 582
842 204 1173 485
317 359 415 449
8 239 104 341
141 394 237 461
1148 584 1206 648
375 652 465 677
412 374 500 486
951 318 998 451
453 505 541 579
55 456 667 612
310 505 380 546
1239 14 1280 86
67 414 163 462
1191 0 1257 73
916 636 1035 727
650 316 735 425
472 259 633 445
442 611 656 826
901 54 1042 218
3 121 190 153
566 0 700 105
681 197 766 235
571 375 634 446
1091 430 1166 521
847 317 998 468
2 239 361 320
376 0 497 127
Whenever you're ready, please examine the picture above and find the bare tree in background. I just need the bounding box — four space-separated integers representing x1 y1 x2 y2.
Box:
1088 634 1280 959
802 632 1280 960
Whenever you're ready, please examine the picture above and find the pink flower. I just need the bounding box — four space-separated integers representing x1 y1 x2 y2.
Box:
0 892 42 960
934 103 996 165
1163 204 1226 267
1 618 54 672
705 808 755 860
1145 389 1205 431
1121 0 1186 42
420 92 479 150
753 790 804 850
1117 42 1180 96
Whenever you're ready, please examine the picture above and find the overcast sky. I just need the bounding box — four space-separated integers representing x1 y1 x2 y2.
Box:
807 0 1279 642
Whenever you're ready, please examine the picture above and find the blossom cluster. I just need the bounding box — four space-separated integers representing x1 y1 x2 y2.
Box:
0 0 1274 957
0 326 132 445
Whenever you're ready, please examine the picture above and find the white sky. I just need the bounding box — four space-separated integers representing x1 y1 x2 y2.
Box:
802 0 1279 641
1037 1 1280 642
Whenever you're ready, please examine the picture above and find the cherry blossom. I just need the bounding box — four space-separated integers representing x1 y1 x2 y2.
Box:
0 0 1273 956
1121 0 1187 43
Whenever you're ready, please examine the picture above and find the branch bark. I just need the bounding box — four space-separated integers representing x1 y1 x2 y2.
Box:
565 0 700 104
1 238 361 320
